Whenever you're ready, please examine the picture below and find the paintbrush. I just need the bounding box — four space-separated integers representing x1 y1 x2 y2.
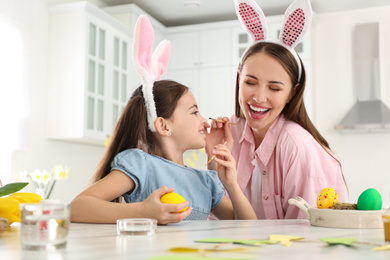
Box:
208 117 238 125
205 141 228 166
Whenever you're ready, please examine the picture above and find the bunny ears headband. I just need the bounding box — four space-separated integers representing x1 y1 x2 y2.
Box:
133 15 171 132
234 0 313 81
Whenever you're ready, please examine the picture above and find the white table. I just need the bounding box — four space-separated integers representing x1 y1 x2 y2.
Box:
1 220 389 259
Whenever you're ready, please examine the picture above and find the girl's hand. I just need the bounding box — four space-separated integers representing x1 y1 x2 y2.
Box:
212 143 238 190
141 186 192 225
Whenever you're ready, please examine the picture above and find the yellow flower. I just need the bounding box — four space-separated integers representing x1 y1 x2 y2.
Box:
30 169 44 184
42 170 51 183
9 192 41 204
0 192 41 225
104 135 111 147
52 165 69 180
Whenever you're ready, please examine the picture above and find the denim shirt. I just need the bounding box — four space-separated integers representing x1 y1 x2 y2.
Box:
111 148 224 220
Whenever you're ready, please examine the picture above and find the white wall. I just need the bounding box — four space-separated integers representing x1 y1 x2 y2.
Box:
312 7 390 207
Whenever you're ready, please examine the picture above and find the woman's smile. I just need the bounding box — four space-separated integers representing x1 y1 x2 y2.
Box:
248 103 270 119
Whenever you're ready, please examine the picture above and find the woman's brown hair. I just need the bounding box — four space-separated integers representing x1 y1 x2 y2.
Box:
235 42 347 189
236 42 330 149
91 80 188 200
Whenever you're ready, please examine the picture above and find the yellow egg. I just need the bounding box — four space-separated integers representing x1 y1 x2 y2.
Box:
317 188 339 209
160 192 188 213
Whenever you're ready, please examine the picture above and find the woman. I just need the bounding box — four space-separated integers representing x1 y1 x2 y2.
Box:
208 41 347 219
207 0 346 220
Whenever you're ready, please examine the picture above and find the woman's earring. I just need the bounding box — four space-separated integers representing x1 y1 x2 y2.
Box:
168 132 172 136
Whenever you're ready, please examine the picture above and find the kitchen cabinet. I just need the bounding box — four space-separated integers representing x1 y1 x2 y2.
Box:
167 25 235 118
46 2 135 145
169 28 232 69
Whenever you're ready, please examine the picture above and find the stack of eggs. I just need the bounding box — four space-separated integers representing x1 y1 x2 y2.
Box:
317 187 382 210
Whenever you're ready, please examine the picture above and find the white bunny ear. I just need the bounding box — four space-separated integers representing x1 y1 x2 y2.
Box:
132 15 158 132
132 15 172 132
279 0 312 49
234 0 267 42
133 15 154 79
151 40 171 81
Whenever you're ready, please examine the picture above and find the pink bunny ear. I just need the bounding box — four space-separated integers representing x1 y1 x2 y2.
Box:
279 0 312 48
151 40 171 81
234 0 267 42
133 15 155 77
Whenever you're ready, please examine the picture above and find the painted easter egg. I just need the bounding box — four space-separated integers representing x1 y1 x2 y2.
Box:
160 192 188 213
357 188 382 210
317 188 339 209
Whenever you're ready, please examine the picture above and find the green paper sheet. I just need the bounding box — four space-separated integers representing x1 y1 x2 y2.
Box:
320 238 357 246
195 238 278 246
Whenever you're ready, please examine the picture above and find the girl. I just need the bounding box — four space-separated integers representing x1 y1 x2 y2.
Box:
70 15 256 224
70 81 256 224
207 0 347 219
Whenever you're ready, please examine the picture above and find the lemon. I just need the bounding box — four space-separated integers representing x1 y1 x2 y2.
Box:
160 192 188 213
317 188 339 209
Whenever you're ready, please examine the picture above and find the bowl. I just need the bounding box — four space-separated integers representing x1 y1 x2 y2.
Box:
116 218 157 236
288 196 384 229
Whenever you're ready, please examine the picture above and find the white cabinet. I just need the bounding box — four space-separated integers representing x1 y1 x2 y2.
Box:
169 28 232 69
167 26 235 118
46 2 134 145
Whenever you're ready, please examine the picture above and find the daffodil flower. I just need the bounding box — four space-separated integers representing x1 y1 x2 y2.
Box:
30 169 44 184
104 135 111 147
52 165 69 180
19 165 69 200
41 170 52 184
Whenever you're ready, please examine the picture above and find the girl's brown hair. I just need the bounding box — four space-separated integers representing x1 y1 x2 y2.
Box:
92 80 188 198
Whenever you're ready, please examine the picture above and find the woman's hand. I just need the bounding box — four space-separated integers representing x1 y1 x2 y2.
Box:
141 186 192 225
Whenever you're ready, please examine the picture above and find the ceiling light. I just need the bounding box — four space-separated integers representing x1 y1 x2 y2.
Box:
184 0 202 8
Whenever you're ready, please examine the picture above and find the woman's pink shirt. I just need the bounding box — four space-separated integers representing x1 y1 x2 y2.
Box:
230 115 347 219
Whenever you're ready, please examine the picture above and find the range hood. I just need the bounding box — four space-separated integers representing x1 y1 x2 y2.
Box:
335 23 390 132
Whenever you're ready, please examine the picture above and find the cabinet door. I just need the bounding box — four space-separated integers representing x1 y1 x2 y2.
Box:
198 66 236 119
86 19 108 139
199 28 232 67
168 32 199 69
110 31 131 133
232 26 250 65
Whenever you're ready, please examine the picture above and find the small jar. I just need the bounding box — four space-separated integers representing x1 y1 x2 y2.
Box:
383 208 390 241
